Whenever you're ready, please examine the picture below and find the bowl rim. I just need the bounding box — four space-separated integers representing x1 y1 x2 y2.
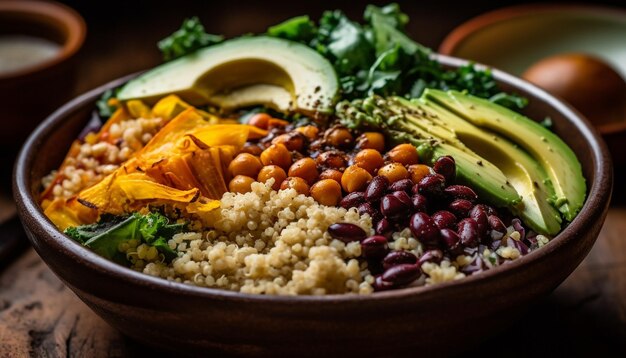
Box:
438 4 626 57
0 0 86 81
13 54 613 304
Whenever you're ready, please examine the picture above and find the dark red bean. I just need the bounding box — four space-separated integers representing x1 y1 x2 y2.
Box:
433 156 456 184
458 218 479 247
375 218 394 238
391 190 411 205
439 228 462 254
410 212 440 247
469 205 488 237
373 275 395 291
418 249 444 266
411 193 429 213
411 183 420 194
340 191 366 209
448 199 473 218
358 202 382 223
328 223 367 243
388 179 413 193
444 185 478 202
365 175 389 202
361 236 389 260
380 193 410 218
381 264 422 286
418 174 446 198
488 215 507 233
382 251 418 271
432 210 457 230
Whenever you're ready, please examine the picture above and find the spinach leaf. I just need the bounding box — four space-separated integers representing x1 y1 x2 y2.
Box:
158 17 224 61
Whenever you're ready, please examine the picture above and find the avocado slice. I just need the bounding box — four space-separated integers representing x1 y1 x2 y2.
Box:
425 90 586 222
117 36 339 114
418 99 562 235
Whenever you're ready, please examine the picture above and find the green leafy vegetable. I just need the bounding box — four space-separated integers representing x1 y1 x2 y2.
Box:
267 15 316 42
95 89 120 118
64 212 185 264
158 17 224 61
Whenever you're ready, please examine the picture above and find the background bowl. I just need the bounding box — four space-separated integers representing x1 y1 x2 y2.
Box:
14 56 612 356
0 0 85 151
438 5 626 165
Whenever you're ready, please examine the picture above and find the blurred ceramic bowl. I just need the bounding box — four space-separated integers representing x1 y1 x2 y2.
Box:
439 4 626 164
0 0 85 149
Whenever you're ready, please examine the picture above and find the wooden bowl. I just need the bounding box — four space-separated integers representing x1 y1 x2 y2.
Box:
13 56 612 356
0 1 85 150
439 4 626 165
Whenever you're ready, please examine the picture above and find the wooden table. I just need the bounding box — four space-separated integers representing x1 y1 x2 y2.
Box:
1 1 625 356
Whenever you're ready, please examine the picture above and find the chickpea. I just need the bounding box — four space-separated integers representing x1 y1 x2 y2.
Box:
268 118 290 130
326 127 353 149
260 143 292 170
310 179 342 206
353 149 384 174
258 165 287 190
229 175 255 194
357 132 385 152
296 125 319 140
241 142 263 156
288 158 319 185
319 169 343 184
228 153 263 178
408 164 433 184
378 162 409 183
341 165 373 193
248 113 271 130
315 150 348 170
271 132 305 152
387 143 419 166
280 177 310 195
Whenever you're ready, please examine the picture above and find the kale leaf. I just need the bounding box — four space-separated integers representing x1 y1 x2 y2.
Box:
158 17 224 61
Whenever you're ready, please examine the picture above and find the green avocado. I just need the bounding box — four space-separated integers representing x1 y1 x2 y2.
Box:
424 90 586 222
117 36 339 114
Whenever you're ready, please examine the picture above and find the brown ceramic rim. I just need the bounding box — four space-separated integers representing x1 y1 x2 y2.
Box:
0 0 86 81
14 55 612 304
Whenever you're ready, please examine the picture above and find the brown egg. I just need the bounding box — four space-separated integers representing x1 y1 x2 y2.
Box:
522 53 626 128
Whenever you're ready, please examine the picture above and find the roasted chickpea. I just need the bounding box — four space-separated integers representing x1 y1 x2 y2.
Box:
353 149 384 174
229 175 255 194
241 142 263 156
378 162 409 183
288 158 319 185
271 132 305 152
319 169 343 184
408 164 432 184
326 127 354 149
258 165 287 190
315 150 348 170
387 143 419 165
248 113 271 129
356 132 385 152
260 143 292 170
280 177 310 195
228 153 263 178
295 125 319 141
341 165 373 193
310 179 343 206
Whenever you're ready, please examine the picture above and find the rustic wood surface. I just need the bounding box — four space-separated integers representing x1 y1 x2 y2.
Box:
2 1 625 356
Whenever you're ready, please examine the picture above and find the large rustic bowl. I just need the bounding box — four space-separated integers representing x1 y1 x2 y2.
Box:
14 56 612 356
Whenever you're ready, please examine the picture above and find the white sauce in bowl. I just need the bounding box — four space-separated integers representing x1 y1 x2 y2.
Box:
0 35 61 76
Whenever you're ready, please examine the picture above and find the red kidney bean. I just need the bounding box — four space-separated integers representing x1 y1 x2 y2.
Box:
433 155 456 184
375 218 394 238
380 193 410 218
469 205 488 237
410 212 440 247
432 210 457 230
418 174 446 198
340 191 366 209
418 249 444 266
391 190 411 205
487 215 507 233
328 223 367 243
373 275 395 291
448 199 473 218
389 179 413 193
365 175 389 202
381 264 422 286
382 251 418 270
444 185 478 202
411 193 429 213
361 236 389 260
439 228 462 254
411 183 420 194
458 218 479 247
358 202 383 223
